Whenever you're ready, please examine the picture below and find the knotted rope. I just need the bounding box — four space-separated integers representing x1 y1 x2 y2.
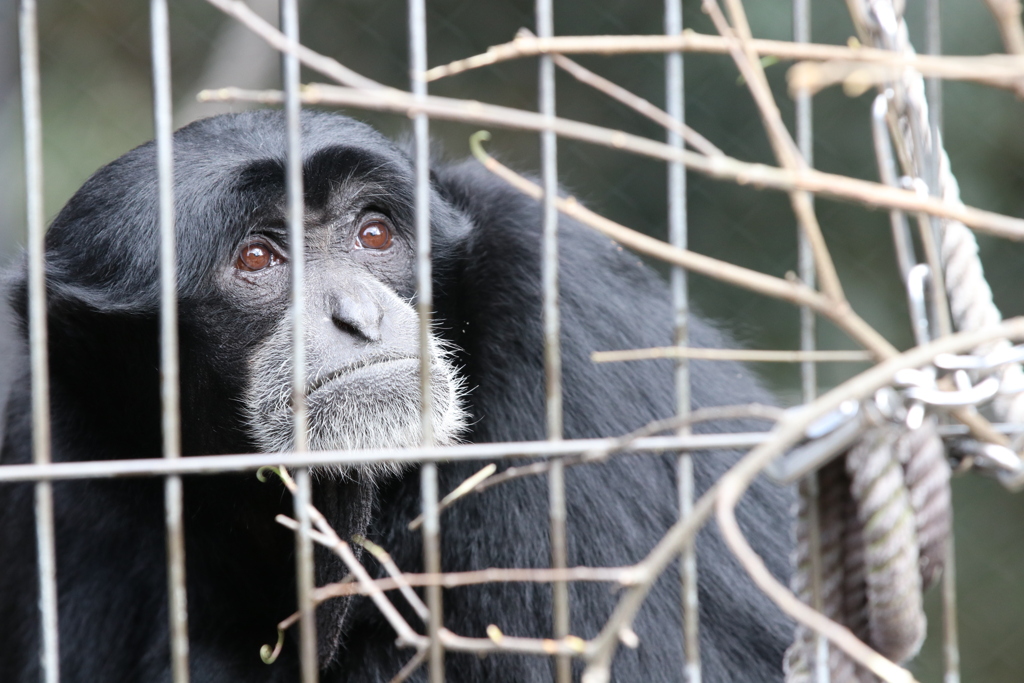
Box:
847 0 1024 422
785 420 951 682
784 0 1020 675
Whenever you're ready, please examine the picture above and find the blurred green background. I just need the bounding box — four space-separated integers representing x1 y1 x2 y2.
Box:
1 0 1024 679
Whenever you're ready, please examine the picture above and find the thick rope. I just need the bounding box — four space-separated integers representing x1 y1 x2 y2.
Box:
786 0 998 676
784 421 950 683
786 460 872 683
897 419 951 589
847 0 1024 423
846 426 926 663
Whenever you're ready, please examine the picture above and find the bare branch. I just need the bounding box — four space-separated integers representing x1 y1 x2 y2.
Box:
468 138 1011 448
592 347 874 363
984 0 1024 55
466 133 898 359
442 405 784 530
274 487 427 648
353 535 430 621
313 565 636 600
787 57 1024 96
387 648 428 683
442 628 588 657
516 28 723 157
198 84 1024 242
408 464 496 530
423 30 1024 88
412 406 781 529
203 0 388 91
703 0 844 307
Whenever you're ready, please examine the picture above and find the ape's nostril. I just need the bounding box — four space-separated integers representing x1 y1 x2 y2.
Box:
332 313 371 342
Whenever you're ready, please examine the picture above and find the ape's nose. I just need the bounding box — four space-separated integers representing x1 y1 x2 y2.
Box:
331 289 383 343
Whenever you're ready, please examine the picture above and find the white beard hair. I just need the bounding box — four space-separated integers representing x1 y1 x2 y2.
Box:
243 309 469 482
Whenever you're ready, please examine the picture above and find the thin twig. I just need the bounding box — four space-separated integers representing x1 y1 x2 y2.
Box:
466 132 896 358
469 134 1004 454
416 405 782 541
592 347 874 363
408 464 497 530
388 648 429 683
787 58 1024 96
198 84 1024 242
275 514 336 545
517 28 723 157
423 30 1024 88
443 628 588 657
580 472 716 682
982 0 1024 97
312 532 424 646
705 0 844 303
312 565 637 600
271 481 427 649
203 0 388 90
275 513 624 657
984 0 1024 55
277 497 616 658
353 535 430 621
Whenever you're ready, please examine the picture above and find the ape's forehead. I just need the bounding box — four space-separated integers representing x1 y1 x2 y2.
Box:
41 111 420 307
175 110 410 176
176 110 417 214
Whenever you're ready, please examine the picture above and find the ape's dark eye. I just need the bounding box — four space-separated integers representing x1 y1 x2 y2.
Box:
356 220 393 250
236 239 283 271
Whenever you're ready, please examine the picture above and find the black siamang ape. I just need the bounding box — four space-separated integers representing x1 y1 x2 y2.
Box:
0 111 791 682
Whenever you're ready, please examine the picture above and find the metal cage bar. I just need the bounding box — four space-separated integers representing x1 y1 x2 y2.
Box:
535 2 570 682
150 1 191 681
664 2 700 681
791 0 829 681
924 1 961 679
407 0 444 681
280 1 319 681
19 1 60 681
8 2 983 681
0 433 772 482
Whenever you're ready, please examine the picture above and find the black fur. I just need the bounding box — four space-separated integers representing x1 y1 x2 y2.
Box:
0 110 792 682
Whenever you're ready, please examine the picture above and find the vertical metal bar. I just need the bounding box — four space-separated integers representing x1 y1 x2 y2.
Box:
19 2 60 681
408 1 443 681
150 2 190 682
925 1 959 679
293 467 317 683
419 462 443 683
792 1 828 681
280 1 317 682
942 531 960 683
536 2 568 682
793 0 816 405
921 0 951 339
926 0 943 143
664 2 699 682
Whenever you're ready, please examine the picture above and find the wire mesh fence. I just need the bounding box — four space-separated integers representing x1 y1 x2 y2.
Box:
5 0 1024 682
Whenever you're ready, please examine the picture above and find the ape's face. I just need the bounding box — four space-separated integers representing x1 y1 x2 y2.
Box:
221 175 467 470
37 111 467 467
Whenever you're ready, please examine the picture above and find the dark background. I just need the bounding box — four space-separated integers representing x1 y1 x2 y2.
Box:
1 0 1023 679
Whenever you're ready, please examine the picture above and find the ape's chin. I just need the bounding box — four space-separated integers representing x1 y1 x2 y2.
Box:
246 357 468 480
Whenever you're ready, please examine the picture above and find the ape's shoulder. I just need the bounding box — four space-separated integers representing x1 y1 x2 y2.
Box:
430 156 772 407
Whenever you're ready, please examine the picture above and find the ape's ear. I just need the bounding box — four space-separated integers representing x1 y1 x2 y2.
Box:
5 259 152 341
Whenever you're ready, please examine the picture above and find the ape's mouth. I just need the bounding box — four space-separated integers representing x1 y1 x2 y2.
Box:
307 356 418 396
